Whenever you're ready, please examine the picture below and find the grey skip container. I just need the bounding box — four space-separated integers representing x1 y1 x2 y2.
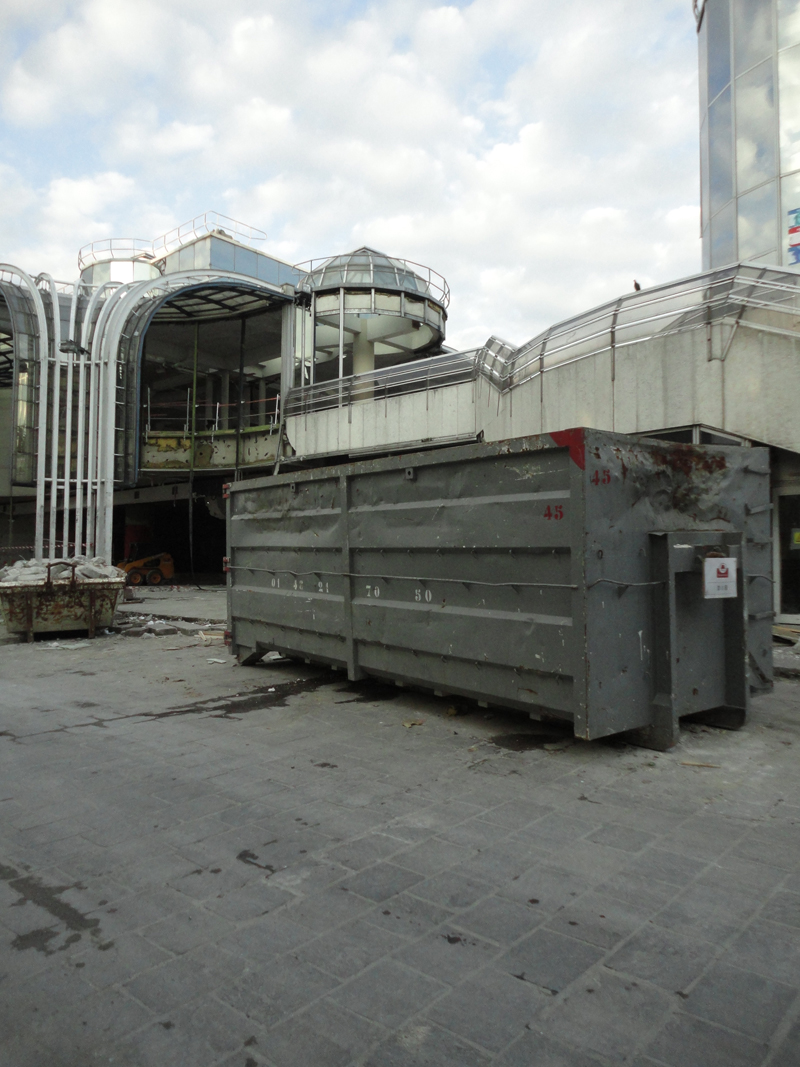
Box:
226 428 772 750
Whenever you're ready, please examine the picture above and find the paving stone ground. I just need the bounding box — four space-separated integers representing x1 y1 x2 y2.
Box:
1 615 799 1066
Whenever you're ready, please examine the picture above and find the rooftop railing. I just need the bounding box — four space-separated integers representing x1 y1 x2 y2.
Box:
284 350 477 418
283 263 800 417
78 212 267 271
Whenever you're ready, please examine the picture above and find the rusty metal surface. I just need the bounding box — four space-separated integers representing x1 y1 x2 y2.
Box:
0 579 125 636
227 428 772 750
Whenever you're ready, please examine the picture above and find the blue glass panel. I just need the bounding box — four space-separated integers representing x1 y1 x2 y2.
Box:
699 13 709 115
736 59 776 192
257 255 281 285
709 86 734 213
234 247 258 279
711 199 736 265
738 181 778 259
700 115 710 228
707 0 732 102
779 44 800 172
734 0 773 75
209 237 234 272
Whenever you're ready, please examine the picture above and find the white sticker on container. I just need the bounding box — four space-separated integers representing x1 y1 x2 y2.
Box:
703 557 737 599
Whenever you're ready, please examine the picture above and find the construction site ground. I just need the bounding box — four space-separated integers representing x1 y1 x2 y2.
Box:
0 588 799 1067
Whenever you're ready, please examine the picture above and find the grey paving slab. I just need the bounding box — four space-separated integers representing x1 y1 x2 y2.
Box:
585 823 656 853
244 953 342 1017
533 969 673 1064
392 924 501 984
619 848 708 887
512 812 602 850
651 881 762 944
142 904 236 953
330 958 448 1028
734 825 800 870
425 967 551 1053
73 930 173 988
656 814 751 861
452 841 549 883
258 1014 354 1067
545 891 651 951
363 1022 492 1066
500 928 605 994
721 919 800 986
123 953 217 1011
696 853 789 895
454 895 544 945
324 832 406 871
497 859 594 912
770 1019 800 1067
202 881 295 921
216 913 317 962
606 925 719 992
295 918 406 979
597 870 681 912
495 1030 609 1067
392 837 475 876
644 1013 767 1067
680 960 797 1042
761 888 800 928
284 884 376 932
410 870 495 910
440 817 517 850
3 634 800 1064
340 862 425 903
298 997 387 1057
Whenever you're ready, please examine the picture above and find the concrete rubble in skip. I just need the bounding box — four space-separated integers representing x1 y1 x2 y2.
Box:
0 557 123 584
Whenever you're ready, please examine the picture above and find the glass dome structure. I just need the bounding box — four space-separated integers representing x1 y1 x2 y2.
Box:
292 247 449 389
296 247 449 309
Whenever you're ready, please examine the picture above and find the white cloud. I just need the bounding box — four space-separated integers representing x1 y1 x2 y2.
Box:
0 0 701 345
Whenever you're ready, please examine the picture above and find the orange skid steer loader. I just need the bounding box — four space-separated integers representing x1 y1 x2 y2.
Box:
118 552 175 587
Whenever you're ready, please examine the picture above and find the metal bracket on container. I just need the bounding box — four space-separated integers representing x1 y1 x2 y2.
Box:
339 473 364 681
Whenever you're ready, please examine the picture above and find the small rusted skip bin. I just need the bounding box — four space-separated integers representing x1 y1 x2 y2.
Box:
226 429 772 750
0 564 125 641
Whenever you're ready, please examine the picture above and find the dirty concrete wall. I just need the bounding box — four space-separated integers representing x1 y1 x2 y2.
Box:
285 319 800 459
286 380 477 456
140 429 279 471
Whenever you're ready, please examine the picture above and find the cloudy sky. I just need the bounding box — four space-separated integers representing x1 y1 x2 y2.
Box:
0 0 700 350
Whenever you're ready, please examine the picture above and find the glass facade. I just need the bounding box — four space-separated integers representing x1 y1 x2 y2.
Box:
699 0 800 267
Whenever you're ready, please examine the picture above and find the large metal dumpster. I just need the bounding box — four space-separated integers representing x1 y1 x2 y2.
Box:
226 429 772 749
0 572 125 641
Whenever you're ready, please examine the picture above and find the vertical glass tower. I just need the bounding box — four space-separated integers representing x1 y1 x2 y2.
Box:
697 0 800 268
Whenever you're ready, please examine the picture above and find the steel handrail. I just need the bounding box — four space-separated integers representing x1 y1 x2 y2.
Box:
78 212 268 271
